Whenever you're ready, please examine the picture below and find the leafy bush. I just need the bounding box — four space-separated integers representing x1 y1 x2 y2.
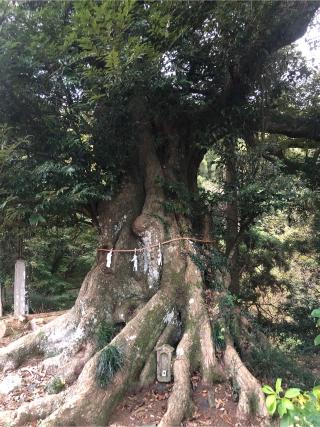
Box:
263 378 320 427
96 345 124 388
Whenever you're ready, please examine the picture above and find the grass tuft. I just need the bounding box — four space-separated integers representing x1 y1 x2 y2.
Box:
96 320 117 350
96 345 124 388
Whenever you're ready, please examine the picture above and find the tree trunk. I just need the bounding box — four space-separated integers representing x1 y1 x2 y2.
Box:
0 117 268 426
225 137 241 295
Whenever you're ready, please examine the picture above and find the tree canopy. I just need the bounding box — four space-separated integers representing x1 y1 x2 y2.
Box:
0 0 319 228
0 2 319 426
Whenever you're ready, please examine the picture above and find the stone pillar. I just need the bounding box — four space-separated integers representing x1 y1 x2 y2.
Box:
0 283 2 317
14 259 27 317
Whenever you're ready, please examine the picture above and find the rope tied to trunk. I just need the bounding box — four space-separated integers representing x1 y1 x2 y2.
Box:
97 236 215 254
99 237 215 270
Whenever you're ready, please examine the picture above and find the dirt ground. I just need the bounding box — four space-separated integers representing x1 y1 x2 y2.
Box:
108 378 258 427
0 325 258 427
0 314 316 427
0 355 55 412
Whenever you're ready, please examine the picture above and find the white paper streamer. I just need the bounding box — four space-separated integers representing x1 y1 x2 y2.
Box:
143 248 148 273
131 248 138 272
106 249 113 268
157 243 162 266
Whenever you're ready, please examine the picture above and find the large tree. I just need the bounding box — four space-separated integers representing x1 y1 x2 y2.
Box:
0 1 319 426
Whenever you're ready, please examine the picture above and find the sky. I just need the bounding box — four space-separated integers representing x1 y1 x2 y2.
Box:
295 11 320 69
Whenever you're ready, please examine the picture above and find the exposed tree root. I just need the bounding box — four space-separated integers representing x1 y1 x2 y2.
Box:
139 315 179 388
30 290 173 426
223 340 269 421
159 256 220 426
0 393 66 426
1 288 270 427
184 256 221 385
0 312 74 371
158 330 193 427
0 250 269 427
41 340 96 386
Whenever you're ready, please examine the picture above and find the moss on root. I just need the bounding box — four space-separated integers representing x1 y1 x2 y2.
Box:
248 391 259 417
45 377 65 395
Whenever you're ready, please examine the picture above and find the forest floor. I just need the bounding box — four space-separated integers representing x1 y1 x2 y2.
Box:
0 313 318 427
108 379 253 427
0 323 255 427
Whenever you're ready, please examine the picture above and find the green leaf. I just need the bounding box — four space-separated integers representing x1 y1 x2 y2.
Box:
278 400 287 417
314 334 320 346
280 414 294 427
262 385 275 395
312 385 320 399
29 214 46 226
276 378 283 394
282 398 294 411
311 309 320 318
266 394 277 415
284 388 301 399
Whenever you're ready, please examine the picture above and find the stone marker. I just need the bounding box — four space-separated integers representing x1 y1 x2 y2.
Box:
14 259 27 317
0 282 2 318
156 344 174 383
0 320 6 339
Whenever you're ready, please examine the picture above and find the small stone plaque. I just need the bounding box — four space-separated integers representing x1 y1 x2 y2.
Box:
156 344 174 383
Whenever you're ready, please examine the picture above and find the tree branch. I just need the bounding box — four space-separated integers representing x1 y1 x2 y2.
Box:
223 1 319 104
263 114 320 142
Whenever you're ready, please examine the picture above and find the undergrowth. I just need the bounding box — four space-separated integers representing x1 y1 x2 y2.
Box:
248 346 318 389
213 321 226 351
96 345 124 388
45 377 65 394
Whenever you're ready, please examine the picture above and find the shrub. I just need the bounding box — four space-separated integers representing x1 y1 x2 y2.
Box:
263 378 320 427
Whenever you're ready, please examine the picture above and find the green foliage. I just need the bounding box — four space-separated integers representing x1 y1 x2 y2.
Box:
262 379 320 427
0 0 318 384
230 378 240 402
159 179 203 217
213 322 226 351
219 293 236 310
217 293 242 339
0 224 96 313
249 346 317 390
96 321 117 350
96 345 124 388
0 0 317 227
311 309 320 346
45 377 65 395
30 292 75 313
